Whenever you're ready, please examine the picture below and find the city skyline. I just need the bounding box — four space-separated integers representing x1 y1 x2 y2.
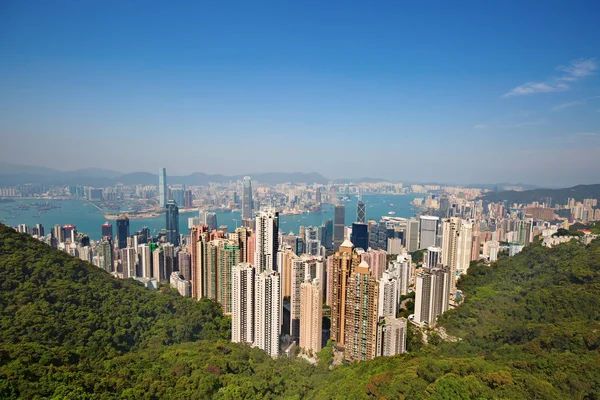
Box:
1 2 599 186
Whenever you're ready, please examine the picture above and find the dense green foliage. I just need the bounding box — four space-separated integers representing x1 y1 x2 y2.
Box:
1 224 600 399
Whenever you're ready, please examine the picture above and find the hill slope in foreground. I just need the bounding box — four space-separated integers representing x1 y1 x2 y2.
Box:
1 224 599 399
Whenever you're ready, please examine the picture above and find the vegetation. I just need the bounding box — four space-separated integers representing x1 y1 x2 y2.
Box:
1 223 600 399
480 183 600 205
552 228 584 237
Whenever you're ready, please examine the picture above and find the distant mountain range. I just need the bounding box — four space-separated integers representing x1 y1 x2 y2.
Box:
0 163 329 186
480 184 600 205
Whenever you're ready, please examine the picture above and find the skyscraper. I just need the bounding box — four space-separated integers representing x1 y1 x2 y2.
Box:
121 247 137 279
441 217 461 295
300 276 323 355
378 271 399 318
456 221 473 275
425 246 442 269
304 226 320 256
165 200 180 246
159 168 167 208
232 263 255 345
419 216 439 250
254 269 281 358
329 239 361 346
405 218 420 252
350 222 368 251
153 247 166 281
204 212 218 231
138 243 152 278
333 205 345 249
254 208 279 273
242 176 253 220
101 222 113 240
183 189 193 208
414 266 450 327
344 261 379 362
356 199 366 224
177 250 191 281
116 215 129 250
98 238 113 273
322 219 333 250
290 258 305 340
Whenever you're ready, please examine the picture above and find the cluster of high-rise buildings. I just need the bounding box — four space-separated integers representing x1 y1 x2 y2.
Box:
9 170 600 361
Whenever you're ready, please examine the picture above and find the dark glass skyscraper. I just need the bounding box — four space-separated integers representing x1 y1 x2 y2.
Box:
333 205 345 250
350 222 368 250
116 215 129 250
166 200 180 246
322 219 333 250
242 176 253 219
101 222 113 240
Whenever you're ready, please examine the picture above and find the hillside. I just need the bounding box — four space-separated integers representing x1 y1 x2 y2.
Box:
480 183 600 205
1 224 599 399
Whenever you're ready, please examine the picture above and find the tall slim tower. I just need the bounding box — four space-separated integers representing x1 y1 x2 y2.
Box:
116 215 129 250
254 208 279 273
159 168 167 207
329 239 360 346
254 269 281 358
344 261 379 362
441 217 461 295
333 205 345 249
165 200 180 246
242 176 253 219
121 247 137 279
300 276 323 354
414 266 450 327
232 263 255 344
356 199 366 224
456 221 473 274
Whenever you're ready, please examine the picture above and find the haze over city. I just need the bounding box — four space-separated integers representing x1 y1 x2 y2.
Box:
1 1 599 186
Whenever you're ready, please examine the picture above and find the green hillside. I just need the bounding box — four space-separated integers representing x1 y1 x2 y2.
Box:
1 224 599 399
479 183 600 205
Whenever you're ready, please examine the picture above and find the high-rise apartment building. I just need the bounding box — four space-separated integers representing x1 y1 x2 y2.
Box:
183 189 193 208
165 200 180 246
304 226 320 256
242 176 253 220
376 317 407 357
333 205 345 249
159 168 167 207
344 261 379 362
121 247 137 279
419 215 439 250
138 243 152 278
98 238 113 273
378 271 399 318
329 240 361 346
441 217 461 295
152 247 165 281
177 250 191 280
389 254 412 296
456 221 473 274
290 258 306 340
232 263 255 345
414 266 450 327
425 246 442 269
254 208 279 273
300 276 323 354
254 269 281 358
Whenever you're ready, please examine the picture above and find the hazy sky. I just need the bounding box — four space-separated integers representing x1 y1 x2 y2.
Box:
1 1 599 186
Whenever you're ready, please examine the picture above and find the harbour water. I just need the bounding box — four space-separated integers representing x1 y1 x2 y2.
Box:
0 194 420 241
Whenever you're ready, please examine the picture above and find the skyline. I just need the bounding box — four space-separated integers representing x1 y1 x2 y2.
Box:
1 1 600 186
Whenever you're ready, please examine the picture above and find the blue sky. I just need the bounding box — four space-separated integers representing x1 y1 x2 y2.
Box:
0 0 599 186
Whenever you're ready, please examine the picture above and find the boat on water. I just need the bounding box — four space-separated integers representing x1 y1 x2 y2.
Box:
388 203 394 207
388 211 396 215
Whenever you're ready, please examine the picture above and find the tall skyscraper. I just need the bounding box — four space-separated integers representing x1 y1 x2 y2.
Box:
121 247 137 279
159 168 167 207
101 222 113 240
152 247 165 281
323 219 333 250
304 226 320 256
356 199 366 224
405 218 420 252
290 258 305 340
419 216 439 250
204 212 218 232
333 205 345 249
414 266 450 327
441 217 461 295
378 271 399 318
300 276 323 354
456 221 473 274
356 199 367 224
254 269 281 358
116 215 129 250
350 222 368 251
242 176 253 219
98 238 113 273
390 254 412 296
177 250 191 280
329 239 361 346
254 208 279 273
183 189 193 208
232 263 255 345
344 261 379 362
165 200 180 246
138 243 152 278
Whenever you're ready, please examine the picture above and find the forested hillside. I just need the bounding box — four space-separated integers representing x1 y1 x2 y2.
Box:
1 224 599 399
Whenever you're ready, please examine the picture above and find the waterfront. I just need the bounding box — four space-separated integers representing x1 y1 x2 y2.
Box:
0 194 420 241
